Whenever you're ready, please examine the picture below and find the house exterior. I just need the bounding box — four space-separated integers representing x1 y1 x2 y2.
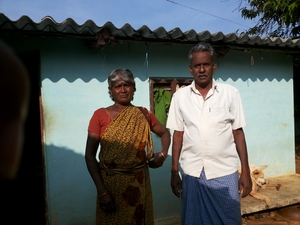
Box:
1 13 299 225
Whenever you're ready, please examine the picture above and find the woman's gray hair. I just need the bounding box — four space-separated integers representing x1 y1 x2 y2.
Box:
107 68 136 100
188 42 216 65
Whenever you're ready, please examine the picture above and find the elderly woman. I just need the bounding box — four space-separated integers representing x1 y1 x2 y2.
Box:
85 68 170 225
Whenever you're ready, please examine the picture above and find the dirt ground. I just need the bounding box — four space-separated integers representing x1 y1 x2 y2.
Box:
242 204 300 225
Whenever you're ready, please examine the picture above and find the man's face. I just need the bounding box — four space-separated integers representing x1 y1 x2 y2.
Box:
189 51 216 89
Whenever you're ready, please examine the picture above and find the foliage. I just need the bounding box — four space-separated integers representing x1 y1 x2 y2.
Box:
239 0 300 38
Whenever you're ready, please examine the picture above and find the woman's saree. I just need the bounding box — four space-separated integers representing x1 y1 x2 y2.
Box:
97 105 154 225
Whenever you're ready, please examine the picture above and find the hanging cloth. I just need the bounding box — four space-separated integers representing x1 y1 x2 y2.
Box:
153 88 172 126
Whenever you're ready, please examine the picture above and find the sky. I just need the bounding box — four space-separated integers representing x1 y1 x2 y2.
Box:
0 0 257 34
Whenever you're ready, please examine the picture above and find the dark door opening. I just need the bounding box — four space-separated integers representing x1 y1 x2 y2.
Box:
294 57 300 174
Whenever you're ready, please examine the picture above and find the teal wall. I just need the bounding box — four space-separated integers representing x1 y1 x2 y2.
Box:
216 50 295 175
1 36 295 225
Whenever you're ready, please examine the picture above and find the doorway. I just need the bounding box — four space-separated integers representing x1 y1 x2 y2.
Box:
294 56 300 174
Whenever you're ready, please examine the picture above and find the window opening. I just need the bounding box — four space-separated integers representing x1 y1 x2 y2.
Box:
149 78 192 126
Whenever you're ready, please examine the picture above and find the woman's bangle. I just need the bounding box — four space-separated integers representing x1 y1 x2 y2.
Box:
98 190 108 198
159 152 167 160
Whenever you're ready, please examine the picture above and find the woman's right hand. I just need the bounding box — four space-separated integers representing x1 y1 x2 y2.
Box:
97 191 117 213
148 152 165 168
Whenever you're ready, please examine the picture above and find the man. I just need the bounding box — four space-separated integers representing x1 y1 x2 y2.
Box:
166 42 252 225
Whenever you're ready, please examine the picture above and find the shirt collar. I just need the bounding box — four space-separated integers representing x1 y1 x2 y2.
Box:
190 78 219 94
212 79 220 93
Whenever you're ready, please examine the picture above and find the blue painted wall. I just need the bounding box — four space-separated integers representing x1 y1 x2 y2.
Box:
2 36 295 224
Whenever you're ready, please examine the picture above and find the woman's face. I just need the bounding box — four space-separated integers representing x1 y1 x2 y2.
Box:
110 75 135 105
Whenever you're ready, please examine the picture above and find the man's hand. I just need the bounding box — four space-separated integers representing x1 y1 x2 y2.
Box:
239 172 252 198
171 171 182 198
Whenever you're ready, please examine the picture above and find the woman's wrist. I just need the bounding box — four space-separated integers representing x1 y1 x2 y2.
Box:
159 151 167 160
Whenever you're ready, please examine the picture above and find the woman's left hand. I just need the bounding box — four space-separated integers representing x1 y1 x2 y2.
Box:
148 152 166 168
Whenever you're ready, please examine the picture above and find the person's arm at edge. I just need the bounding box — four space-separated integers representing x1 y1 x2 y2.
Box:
170 130 183 198
0 40 30 180
233 128 252 198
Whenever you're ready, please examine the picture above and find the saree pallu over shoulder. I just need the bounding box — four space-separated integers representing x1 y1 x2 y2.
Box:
97 105 154 225
100 105 153 167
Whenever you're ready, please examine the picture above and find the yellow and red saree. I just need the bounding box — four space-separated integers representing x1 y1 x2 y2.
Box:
97 105 154 225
